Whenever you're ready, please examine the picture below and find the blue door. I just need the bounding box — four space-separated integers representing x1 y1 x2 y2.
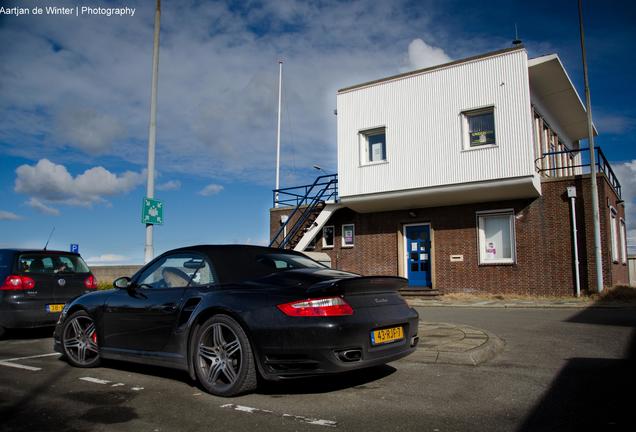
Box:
405 225 432 288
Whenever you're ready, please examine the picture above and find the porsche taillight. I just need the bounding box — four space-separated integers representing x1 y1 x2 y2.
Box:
277 297 354 317
0 275 36 291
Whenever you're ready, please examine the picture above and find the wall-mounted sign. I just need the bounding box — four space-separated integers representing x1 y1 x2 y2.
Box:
450 255 464 262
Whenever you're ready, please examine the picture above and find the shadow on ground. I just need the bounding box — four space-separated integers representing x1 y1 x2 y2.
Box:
1 326 55 340
75 358 395 397
518 306 636 431
257 364 396 395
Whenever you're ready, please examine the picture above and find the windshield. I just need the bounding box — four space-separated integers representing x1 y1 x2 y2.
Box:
18 253 91 274
255 253 326 272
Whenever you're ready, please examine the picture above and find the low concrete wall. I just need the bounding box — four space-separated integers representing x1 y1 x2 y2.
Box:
91 265 142 285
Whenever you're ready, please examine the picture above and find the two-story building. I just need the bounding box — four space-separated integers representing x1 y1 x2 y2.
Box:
270 46 629 296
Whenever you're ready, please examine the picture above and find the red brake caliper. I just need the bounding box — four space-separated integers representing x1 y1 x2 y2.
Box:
91 332 97 344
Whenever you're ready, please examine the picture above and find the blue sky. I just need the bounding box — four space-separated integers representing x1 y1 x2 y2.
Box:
1 0 635 264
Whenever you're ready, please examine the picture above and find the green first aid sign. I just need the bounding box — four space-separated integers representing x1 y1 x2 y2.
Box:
142 198 163 225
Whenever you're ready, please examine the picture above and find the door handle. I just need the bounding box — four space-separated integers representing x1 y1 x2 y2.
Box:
161 303 178 312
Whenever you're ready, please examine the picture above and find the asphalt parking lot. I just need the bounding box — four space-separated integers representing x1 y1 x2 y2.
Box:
1 306 634 432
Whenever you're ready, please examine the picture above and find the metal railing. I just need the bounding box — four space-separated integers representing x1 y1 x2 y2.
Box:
270 174 338 249
535 146 621 199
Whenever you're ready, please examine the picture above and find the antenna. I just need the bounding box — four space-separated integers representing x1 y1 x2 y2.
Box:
44 227 55 250
512 24 522 46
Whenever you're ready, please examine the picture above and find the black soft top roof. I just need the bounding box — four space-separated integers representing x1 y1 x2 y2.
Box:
158 244 309 284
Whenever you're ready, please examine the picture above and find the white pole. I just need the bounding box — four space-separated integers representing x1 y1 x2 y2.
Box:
275 60 283 208
144 0 161 264
568 188 581 297
578 0 603 292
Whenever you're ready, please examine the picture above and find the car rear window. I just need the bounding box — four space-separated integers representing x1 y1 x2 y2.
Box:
18 253 90 275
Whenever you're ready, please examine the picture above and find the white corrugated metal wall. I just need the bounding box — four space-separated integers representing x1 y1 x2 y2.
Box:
336 49 537 199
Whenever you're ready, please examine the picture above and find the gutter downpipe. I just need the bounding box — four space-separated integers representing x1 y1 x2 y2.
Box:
567 186 581 297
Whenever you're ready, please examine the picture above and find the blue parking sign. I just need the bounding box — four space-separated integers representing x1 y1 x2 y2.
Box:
70 244 79 253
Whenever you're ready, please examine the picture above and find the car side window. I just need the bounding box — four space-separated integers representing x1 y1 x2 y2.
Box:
136 253 216 289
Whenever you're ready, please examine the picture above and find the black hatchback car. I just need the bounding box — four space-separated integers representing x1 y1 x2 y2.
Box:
0 249 97 337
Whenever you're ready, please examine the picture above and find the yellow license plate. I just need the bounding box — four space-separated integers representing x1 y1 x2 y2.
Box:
371 326 404 346
47 304 64 313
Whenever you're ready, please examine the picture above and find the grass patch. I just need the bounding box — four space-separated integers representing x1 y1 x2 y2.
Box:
595 285 636 303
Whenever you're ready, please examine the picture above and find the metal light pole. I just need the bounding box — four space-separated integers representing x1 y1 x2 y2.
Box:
144 0 161 264
578 0 603 293
274 60 283 208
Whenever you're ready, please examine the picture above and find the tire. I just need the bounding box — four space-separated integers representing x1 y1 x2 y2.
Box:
61 310 101 368
0 326 5 339
193 314 257 396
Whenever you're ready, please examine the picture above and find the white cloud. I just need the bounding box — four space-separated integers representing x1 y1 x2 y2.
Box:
407 38 452 69
85 254 130 265
198 184 224 196
26 198 60 216
157 180 181 191
0 0 459 184
0 210 21 220
595 114 635 135
54 108 125 154
14 159 145 207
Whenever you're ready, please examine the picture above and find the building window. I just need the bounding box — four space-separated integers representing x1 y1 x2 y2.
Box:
477 210 515 264
322 225 334 248
463 107 496 148
610 208 618 262
342 224 355 247
620 219 627 264
360 127 386 164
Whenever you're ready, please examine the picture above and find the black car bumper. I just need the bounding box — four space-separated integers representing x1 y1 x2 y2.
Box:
251 305 420 380
0 300 60 329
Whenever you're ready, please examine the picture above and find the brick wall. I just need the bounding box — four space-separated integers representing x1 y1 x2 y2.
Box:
270 174 629 296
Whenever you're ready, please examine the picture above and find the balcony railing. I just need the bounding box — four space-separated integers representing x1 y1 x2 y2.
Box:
272 174 338 208
536 146 621 199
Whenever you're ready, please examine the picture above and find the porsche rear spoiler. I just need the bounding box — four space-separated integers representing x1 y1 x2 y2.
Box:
306 276 408 296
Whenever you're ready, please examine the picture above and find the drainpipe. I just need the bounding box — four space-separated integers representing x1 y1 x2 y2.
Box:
567 186 581 297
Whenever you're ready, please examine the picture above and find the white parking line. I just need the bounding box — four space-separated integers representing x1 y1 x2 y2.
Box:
0 361 42 371
80 377 111 385
0 352 60 371
220 404 337 428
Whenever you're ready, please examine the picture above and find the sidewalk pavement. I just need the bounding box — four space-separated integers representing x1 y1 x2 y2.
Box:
409 321 504 366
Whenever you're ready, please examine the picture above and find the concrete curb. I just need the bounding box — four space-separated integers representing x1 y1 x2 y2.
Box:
407 322 505 366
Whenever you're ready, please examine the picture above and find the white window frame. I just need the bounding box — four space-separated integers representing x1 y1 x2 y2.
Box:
322 225 335 249
476 209 516 265
341 224 355 248
610 207 618 263
359 127 387 165
620 218 627 264
461 106 496 151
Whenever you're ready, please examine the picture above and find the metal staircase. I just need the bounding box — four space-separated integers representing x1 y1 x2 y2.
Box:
270 174 338 250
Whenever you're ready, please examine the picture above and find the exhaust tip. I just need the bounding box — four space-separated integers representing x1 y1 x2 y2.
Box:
337 349 362 362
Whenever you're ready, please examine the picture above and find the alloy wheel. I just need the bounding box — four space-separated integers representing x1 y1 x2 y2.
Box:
198 323 243 389
63 314 99 366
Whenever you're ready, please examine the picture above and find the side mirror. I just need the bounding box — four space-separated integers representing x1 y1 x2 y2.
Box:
113 276 132 289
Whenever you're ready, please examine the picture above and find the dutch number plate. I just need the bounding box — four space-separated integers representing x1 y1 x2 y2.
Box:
370 326 404 346
47 304 64 313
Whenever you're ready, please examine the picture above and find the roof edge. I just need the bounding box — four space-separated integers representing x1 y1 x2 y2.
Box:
337 45 526 94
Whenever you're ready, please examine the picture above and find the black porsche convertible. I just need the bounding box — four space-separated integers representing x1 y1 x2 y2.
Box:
54 245 419 396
